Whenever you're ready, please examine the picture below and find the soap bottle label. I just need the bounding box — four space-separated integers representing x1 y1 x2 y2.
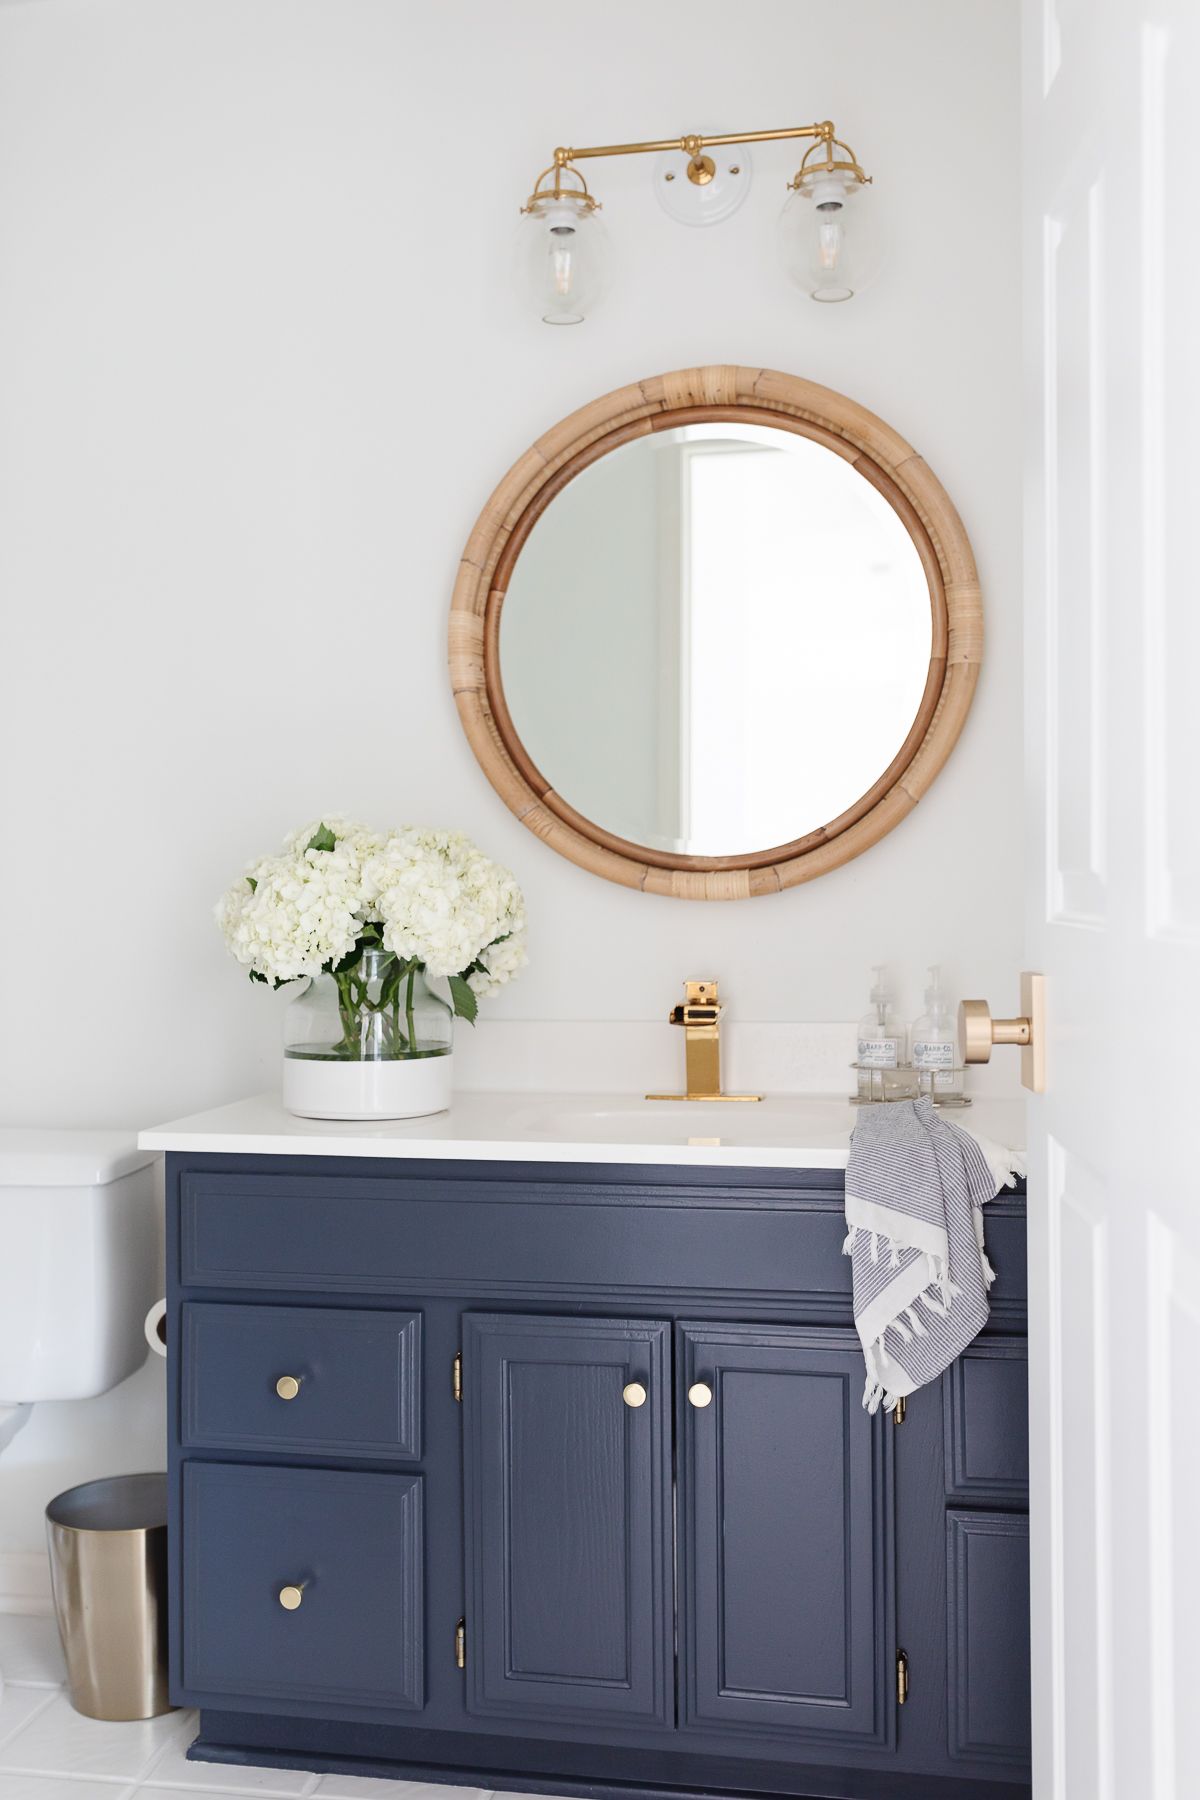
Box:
912 1039 955 1071
858 1037 899 1068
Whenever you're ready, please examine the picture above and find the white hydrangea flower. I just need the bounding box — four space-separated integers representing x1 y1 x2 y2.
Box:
369 828 527 985
215 843 364 984
467 926 529 999
283 817 386 878
217 818 527 1004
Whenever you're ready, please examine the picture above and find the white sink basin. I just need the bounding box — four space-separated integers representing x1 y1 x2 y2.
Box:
507 1096 857 1149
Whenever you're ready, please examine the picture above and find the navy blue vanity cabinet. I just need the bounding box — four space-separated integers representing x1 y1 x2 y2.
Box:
166 1153 1031 1800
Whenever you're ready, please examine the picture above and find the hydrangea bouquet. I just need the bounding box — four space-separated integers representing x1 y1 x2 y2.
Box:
216 819 526 1115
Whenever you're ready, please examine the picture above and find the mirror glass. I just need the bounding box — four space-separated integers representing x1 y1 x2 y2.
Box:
499 422 934 858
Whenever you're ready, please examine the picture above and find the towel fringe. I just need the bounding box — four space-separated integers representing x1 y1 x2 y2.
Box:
862 1375 900 1417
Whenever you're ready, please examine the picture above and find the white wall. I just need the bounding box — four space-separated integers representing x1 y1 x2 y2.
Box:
0 0 1021 1560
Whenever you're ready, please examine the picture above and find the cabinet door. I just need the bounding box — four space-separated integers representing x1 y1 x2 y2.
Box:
680 1323 892 1749
946 1509 1031 1769
462 1313 672 1728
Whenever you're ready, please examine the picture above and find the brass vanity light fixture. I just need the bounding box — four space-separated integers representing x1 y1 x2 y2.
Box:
519 119 872 322
647 980 763 1103
960 974 1046 1095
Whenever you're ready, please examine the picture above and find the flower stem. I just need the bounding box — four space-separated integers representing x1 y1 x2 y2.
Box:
332 969 361 1055
405 963 417 1054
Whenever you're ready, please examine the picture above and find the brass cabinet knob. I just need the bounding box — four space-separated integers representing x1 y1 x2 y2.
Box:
275 1375 302 1401
688 1381 713 1408
278 1583 305 1611
622 1382 647 1408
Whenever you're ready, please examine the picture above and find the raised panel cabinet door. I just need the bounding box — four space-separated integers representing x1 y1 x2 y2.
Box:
946 1509 1031 1770
680 1323 893 1749
462 1313 673 1728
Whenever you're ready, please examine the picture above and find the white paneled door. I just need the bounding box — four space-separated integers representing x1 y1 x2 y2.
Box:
1023 2 1200 1796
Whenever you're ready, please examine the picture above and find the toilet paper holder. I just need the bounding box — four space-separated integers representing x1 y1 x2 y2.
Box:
144 1300 167 1359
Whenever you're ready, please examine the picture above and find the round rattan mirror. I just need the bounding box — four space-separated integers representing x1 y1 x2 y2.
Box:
449 366 981 899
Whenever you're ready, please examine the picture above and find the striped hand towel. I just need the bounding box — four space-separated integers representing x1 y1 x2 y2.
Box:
844 1097 1012 1414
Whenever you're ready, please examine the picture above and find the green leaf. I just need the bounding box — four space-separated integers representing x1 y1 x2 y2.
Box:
245 875 258 892
448 975 479 1025
306 823 337 853
250 967 295 990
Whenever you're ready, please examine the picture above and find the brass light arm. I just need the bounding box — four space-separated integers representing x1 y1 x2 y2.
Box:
526 120 870 207
558 122 833 161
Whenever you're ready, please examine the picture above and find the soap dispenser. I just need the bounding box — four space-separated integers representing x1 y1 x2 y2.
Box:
855 966 907 1101
910 965 965 1103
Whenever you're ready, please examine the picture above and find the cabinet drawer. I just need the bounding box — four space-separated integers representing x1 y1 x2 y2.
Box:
943 1339 1028 1502
179 1169 851 1304
181 1461 423 1713
181 1302 420 1461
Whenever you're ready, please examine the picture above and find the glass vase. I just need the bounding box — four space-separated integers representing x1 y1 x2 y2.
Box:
282 949 454 1121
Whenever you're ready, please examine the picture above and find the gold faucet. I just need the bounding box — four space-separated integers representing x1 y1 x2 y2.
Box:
646 980 763 1102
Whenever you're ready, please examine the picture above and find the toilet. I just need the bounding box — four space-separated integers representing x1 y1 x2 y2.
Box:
0 1130 159 1439
0 1131 160 1705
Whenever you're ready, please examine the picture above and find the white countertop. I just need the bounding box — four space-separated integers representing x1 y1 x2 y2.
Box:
138 1091 1027 1174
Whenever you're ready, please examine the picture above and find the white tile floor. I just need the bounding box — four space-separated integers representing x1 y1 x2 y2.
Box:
0 1615 548 1800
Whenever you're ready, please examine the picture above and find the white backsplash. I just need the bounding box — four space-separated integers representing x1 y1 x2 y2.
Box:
452 1019 1023 1102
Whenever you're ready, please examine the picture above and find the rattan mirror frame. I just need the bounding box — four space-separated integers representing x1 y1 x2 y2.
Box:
449 365 982 900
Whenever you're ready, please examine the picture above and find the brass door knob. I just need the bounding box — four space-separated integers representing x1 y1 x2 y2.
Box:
622 1382 647 1408
958 972 1045 1094
278 1583 305 1611
688 1382 713 1408
275 1375 302 1401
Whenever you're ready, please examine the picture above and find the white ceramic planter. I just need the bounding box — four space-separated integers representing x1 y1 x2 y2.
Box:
282 1053 453 1122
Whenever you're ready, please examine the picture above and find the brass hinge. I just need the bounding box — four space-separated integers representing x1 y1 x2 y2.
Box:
453 1351 462 1403
893 1395 906 1425
897 1648 909 1706
455 1617 466 1669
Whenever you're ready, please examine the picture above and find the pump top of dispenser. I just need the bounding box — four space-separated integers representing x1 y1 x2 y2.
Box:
922 965 950 1019
858 968 902 1061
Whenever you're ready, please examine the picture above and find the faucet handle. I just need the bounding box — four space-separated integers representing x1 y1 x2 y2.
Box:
669 979 722 1026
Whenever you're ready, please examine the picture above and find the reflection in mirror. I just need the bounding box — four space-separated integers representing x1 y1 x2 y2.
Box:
499 423 934 857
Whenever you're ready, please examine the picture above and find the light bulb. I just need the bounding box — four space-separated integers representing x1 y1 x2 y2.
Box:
520 194 606 325
777 168 867 303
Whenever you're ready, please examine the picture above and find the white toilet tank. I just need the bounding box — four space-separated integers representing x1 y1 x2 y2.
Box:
0 1132 159 1404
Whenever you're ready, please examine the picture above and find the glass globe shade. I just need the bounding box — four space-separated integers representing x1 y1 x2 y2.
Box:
777 170 869 303
519 194 606 325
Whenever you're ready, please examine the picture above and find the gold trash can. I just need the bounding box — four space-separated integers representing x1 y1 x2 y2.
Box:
45 1472 174 1721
